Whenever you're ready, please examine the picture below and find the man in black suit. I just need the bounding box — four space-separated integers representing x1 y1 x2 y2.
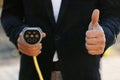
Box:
1 0 120 80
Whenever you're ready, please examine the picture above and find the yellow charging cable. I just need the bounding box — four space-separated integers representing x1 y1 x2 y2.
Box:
22 27 45 80
33 56 44 80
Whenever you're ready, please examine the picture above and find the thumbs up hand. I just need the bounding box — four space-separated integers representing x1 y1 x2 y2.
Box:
86 9 106 55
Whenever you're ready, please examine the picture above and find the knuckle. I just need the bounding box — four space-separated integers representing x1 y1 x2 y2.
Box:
98 49 104 54
99 45 105 50
85 37 88 41
40 46 42 50
17 44 19 47
86 31 89 35
86 40 90 45
85 44 89 50
103 38 106 43
40 43 42 45
88 51 95 55
39 51 42 54
85 43 88 46
86 31 91 37
96 49 103 54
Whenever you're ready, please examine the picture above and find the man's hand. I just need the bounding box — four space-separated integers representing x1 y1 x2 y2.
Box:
85 9 106 55
17 32 46 56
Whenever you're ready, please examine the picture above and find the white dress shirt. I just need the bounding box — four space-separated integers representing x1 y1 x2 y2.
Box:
51 0 62 22
51 0 62 61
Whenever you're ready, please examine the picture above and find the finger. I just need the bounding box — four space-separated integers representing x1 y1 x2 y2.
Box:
18 37 29 51
86 37 106 45
19 42 42 51
18 38 28 48
18 43 29 53
18 33 28 46
19 33 23 40
18 44 41 56
41 32 46 38
33 50 41 56
33 43 42 50
86 38 98 45
29 43 42 49
18 45 29 55
86 30 104 38
91 9 100 28
86 44 104 50
86 44 98 51
88 50 104 55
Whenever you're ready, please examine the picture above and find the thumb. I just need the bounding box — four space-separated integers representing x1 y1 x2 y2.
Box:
91 9 100 28
41 32 46 38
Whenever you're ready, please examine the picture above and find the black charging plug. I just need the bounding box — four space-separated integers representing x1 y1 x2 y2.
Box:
22 27 43 45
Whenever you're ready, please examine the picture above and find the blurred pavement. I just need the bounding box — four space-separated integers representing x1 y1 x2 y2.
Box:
1 55 120 80
0 59 20 80
101 56 120 80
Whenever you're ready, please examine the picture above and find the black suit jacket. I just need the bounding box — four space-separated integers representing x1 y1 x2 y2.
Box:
1 0 120 80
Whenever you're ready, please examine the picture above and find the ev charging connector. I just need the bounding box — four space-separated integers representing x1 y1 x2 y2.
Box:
22 27 44 80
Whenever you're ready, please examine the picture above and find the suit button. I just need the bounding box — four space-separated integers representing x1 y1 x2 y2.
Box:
55 35 61 40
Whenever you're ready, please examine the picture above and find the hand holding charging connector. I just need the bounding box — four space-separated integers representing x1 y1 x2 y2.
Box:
18 27 46 56
17 27 46 80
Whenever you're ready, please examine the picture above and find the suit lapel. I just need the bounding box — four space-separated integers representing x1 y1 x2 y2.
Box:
44 0 69 26
57 0 69 25
44 0 55 25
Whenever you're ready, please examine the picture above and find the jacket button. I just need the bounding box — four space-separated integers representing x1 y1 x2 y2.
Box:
55 35 61 40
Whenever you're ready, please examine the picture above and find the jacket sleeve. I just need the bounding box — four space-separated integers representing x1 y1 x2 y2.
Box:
1 0 26 47
97 0 120 50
